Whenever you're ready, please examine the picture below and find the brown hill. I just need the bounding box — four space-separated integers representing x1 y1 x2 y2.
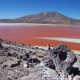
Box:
0 12 80 25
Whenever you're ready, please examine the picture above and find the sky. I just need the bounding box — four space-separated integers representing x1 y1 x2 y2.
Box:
0 0 80 19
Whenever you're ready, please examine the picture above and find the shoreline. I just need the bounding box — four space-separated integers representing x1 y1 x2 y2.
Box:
1 39 80 54
34 45 80 54
0 23 79 27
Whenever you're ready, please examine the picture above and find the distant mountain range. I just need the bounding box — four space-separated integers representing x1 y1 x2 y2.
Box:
0 12 80 25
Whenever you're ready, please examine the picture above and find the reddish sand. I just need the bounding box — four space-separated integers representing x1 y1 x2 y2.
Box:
0 25 80 51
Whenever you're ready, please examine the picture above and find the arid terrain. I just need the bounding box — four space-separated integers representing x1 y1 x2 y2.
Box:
0 39 80 80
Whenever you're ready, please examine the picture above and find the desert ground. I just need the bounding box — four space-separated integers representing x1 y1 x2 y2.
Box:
0 39 80 80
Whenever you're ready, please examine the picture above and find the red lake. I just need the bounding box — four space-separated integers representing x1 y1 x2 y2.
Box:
0 24 80 51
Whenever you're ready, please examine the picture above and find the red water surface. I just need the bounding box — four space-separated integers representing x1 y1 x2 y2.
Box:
0 25 80 51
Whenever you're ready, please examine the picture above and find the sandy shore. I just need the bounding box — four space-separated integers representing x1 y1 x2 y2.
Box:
0 23 78 27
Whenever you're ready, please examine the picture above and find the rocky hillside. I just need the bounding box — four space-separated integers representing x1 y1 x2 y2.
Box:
0 12 80 25
0 39 80 80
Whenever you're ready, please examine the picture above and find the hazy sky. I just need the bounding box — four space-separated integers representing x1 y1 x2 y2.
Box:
0 0 80 19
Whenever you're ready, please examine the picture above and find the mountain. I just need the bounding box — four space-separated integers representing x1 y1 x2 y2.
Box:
0 12 80 25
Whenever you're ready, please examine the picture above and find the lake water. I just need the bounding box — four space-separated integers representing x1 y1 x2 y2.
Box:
0 24 80 51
